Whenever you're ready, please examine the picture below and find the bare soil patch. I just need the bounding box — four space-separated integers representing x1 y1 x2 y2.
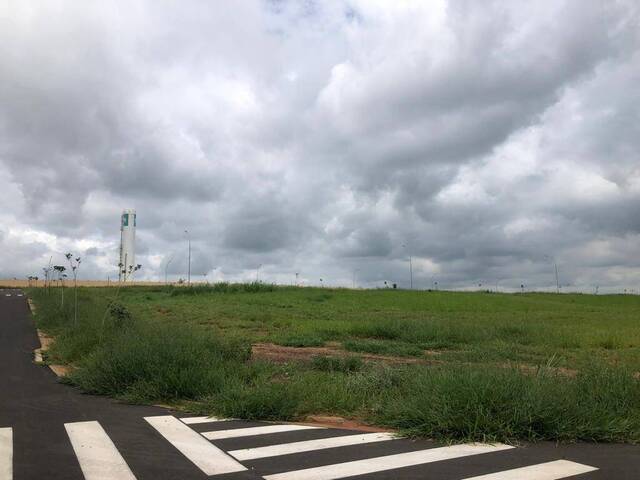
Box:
252 342 439 365
300 415 394 433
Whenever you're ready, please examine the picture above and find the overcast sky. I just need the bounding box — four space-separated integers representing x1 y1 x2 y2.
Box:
1 1 639 292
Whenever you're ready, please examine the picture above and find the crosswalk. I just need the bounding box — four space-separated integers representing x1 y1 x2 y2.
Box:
144 415 246 476
0 292 22 297
0 428 12 480
0 416 599 479
65 421 136 480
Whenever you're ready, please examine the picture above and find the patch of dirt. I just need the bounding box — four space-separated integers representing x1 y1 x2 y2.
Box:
500 362 578 377
300 415 395 433
424 349 443 356
252 342 440 365
252 343 583 378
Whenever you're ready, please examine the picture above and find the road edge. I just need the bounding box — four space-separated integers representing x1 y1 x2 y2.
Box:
27 295 72 377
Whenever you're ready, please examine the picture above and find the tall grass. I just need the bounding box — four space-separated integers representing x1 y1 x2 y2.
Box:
169 282 280 296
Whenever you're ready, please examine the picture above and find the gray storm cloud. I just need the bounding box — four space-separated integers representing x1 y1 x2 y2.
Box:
0 0 639 292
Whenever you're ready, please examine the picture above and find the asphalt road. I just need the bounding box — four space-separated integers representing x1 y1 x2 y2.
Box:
1 289 639 479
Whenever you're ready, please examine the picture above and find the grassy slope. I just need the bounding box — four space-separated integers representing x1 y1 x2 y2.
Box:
29 285 640 443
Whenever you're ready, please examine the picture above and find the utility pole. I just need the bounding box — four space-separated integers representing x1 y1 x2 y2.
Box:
256 264 262 282
184 230 191 285
295 272 299 286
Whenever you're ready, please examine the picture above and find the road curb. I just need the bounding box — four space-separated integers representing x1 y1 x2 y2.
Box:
28 296 71 377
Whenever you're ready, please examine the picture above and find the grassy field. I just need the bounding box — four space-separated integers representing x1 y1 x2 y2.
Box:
29 284 640 444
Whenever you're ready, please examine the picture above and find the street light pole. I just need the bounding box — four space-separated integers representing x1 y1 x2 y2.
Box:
402 244 413 289
544 255 559 294
164 255 174 285
184 230 191 286
409 256 413 290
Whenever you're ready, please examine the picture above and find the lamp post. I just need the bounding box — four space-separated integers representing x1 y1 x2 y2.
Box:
402 244 413 289
164 255 174 285
544 255 560 294
184 230 191 286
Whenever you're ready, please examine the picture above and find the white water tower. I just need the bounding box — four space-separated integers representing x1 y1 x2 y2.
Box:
118 209 136 281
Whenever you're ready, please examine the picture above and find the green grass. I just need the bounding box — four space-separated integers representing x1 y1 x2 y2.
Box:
28 284 640 444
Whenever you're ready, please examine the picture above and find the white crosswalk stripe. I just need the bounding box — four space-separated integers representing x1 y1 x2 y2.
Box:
263 443 515 480
460 459 598 479
179 416 232 425
202 424 322 440
0 428 12 480
229 432 397 461
144 415 246 476
65 421 136 480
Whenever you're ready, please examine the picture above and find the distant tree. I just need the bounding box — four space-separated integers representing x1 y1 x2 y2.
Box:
53 265 66 306
100 263 142 341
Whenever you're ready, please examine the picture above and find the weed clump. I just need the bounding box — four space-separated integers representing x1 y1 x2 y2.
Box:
311 355 363 373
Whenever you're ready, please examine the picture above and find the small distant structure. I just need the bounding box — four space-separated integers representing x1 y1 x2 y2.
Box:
118 209 136 282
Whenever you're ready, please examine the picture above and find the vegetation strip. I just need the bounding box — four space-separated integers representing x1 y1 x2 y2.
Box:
28 285 640 444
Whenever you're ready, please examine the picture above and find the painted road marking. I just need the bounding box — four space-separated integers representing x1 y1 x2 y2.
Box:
461 459 598 479
144 415 246 476
202 424 322 440
263 443 514 480
65 421 136 480
0 428 12 480
180 416 231 425
16 294 23 297
4 294 10 297
229 432 397 461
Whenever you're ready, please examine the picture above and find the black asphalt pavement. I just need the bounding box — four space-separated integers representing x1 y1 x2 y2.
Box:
1 289 639 479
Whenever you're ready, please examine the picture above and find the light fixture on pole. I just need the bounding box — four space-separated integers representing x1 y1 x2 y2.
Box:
184 230 191 286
